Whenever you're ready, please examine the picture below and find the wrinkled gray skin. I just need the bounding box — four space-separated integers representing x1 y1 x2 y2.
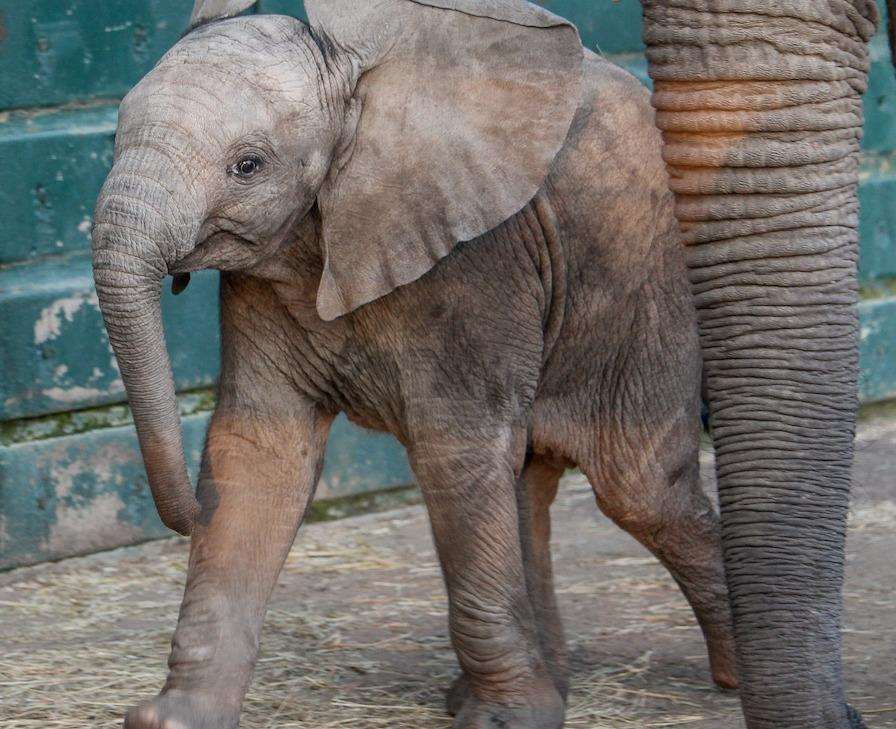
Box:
91 1 878 728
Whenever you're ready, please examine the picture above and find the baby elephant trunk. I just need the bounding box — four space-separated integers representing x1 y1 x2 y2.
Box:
91 170 200 536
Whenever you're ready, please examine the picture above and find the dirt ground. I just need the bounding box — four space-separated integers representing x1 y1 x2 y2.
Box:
1 414 894 728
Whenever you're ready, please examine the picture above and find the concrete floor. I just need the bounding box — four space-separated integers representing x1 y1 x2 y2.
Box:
1 414 894 728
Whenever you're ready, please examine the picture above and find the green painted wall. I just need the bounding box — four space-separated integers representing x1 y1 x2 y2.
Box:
1 0 894 569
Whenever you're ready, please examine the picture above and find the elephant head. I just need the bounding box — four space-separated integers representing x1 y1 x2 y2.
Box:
91 0 581 535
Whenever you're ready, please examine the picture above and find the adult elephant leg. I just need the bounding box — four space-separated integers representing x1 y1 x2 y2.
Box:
640 2 877 727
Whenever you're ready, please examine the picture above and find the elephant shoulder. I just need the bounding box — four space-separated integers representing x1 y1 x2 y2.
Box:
553 51 668 198
547 52 677 270
577 50 658 146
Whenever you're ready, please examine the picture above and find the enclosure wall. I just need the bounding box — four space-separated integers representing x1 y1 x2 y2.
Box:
1 0 894 568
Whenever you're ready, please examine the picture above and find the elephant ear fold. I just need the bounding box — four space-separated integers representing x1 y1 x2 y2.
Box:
306 0 582 320
188 0 258 31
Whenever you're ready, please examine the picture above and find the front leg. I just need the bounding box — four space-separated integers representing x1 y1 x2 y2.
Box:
411 424 565 729
125 294 332 729
126 399 330 729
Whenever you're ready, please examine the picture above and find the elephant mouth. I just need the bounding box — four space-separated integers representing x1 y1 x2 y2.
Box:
171 208 304 275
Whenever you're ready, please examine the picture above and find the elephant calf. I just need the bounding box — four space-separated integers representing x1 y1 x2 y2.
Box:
92 1 737 727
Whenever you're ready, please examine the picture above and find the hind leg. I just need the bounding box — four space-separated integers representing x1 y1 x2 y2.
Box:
583 420 738 690
518 457 568 695
447 455 568 715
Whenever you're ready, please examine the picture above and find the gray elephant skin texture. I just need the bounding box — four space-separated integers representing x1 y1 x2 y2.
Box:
91 1 880 728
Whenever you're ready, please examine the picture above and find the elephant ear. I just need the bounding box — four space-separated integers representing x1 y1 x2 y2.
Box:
306 0 583 320
188 0 258 31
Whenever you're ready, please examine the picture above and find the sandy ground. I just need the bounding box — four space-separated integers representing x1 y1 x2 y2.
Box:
1 415 894 728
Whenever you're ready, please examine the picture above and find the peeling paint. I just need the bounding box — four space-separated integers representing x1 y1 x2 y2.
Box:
42 385 109 403
33 291 99 344
43 492 143 556
52 442 117 498
0 410 412 569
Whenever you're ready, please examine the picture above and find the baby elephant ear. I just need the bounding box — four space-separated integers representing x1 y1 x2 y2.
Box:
307 0 583 320
188 0 258 30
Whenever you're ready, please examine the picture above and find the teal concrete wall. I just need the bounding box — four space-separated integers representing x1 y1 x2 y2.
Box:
1 0 894 569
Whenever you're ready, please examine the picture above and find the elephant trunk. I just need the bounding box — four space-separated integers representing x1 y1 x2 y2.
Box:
641 1 876 726
92 170 200 536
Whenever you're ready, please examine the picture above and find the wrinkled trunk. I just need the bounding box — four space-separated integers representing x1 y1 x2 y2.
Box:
92 171 199 536
640 1 876 727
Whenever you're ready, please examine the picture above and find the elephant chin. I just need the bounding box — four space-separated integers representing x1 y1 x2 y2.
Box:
640 0 877 726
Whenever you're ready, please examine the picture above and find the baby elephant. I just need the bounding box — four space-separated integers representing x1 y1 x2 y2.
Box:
92 1 737 727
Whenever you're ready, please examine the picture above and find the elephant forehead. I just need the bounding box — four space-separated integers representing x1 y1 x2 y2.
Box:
119 59 321 147
118 69 281 145
177 13 306 57
168 16 314 76
126 16 321 112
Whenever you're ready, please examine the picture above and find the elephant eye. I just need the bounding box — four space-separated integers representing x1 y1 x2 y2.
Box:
230 155 263 180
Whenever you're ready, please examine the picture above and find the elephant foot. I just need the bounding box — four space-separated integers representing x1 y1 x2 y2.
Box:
123 692 239 729
448 669 569 718
451 678 564 729
453 693 565 729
